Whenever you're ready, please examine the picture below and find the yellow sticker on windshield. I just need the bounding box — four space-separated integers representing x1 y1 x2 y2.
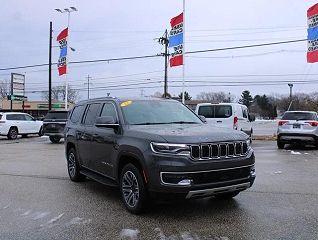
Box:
120 100 132 107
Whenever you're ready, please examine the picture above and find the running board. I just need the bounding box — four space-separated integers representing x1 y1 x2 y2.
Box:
185 182 250 199
80 169 118 187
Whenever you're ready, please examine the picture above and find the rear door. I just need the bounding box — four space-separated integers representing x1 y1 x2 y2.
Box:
198 105 233 129
6 114 27 133
77 103 101 169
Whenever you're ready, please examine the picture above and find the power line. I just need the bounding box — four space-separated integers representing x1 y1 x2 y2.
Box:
0 38 307 72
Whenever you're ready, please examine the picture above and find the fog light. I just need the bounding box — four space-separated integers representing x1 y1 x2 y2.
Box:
250 167 256 177
177 179 192 186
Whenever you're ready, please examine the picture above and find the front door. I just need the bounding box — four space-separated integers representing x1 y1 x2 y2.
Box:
90 102 119 178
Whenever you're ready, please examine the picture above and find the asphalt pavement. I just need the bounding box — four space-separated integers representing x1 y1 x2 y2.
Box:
0 136 317 240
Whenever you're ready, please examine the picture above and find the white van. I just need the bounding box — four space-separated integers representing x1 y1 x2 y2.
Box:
195 103 254 137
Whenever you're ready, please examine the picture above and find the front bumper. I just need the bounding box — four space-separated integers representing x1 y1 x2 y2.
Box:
144 149 255 199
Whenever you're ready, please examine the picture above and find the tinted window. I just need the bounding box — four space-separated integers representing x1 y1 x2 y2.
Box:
214 106 232 118
45 111 68 120
198 106 214 118
100 103 118 121
83 103 101 125
6 114 25 120
70 105 85 124
282 112 317 121
121 100 201 125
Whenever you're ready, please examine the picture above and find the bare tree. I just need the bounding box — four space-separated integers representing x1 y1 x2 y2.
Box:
0 79 9 99
196 91 235 103
42 85 79 103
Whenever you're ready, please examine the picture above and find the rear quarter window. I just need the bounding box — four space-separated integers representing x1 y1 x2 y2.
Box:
70 105 85 123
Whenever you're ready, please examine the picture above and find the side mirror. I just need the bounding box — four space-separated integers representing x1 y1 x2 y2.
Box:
248 114 256 122
199 115 207 123
95 116 119 128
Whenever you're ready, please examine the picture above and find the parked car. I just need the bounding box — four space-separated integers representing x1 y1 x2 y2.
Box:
65 98 256 214
195 103 254 138
43 110 68 143
277 111 318 149
0 112 43 140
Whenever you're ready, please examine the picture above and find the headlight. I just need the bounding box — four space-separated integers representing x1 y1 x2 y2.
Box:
150 142 190 155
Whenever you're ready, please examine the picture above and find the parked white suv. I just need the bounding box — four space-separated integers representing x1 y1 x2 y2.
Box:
195 103 254 138
0 112 43 140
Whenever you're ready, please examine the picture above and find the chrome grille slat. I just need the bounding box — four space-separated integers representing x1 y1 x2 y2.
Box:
190 141 248 160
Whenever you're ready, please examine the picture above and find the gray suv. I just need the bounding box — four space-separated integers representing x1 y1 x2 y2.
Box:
277 111 318 149
65 98 256 214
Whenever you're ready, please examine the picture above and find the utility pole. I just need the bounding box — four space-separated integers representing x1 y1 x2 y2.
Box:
48 21 53 111
86 74 91 99
158 30 169 98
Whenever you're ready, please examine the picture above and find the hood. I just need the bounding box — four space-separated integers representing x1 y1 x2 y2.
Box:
126 124 248 144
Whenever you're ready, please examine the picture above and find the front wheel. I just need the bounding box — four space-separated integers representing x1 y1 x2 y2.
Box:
120 164 149 214
67 148 85 182
7 127 18 140
49 136 61 143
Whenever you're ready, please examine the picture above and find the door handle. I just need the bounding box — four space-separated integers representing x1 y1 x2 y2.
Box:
217 121 222 123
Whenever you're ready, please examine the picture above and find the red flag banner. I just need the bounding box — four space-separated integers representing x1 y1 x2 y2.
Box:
307 4 318 63
57 28 68 76
169 13 184 67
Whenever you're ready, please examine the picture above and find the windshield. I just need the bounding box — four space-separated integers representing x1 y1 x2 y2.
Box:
282 112 317 121
120 100 202 125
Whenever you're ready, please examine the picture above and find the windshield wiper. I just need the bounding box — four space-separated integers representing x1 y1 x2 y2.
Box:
164 121 199 124
132 122 167 125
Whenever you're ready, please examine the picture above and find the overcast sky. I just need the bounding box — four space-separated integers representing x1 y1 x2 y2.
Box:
1 0 318 101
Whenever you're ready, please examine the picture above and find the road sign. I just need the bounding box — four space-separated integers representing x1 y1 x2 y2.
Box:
7 95 28 101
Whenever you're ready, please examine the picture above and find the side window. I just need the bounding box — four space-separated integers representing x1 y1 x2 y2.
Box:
83 103 101 126
198 106 214 118
24 115 33 121
242 107 248 118
70 105 85 124
100 103 118 121
6 114 18 120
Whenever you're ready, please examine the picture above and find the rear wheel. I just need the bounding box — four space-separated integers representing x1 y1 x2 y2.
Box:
67 148 85 182
120 163 148 214
7 127 18 140
214 191 240 200
49 136 61 143
277 141 285 149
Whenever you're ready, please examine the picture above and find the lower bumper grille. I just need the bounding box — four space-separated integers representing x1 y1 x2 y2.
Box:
161 165 252 185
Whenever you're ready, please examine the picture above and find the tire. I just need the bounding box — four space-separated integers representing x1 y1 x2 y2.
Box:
120 163 149 214
7 127 18 140
49 136 61 143
214 191 240 200
38 127 44 137
277 141 285 149
67 148 85 182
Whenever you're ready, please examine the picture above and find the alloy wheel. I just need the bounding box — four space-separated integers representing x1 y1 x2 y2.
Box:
68 152 76 178
122 171 140 208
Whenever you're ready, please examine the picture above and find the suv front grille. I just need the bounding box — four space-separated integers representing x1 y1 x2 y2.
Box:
190 142 248 160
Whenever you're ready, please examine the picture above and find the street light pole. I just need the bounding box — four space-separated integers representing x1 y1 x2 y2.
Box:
55 7 77 110
288 83 293 111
